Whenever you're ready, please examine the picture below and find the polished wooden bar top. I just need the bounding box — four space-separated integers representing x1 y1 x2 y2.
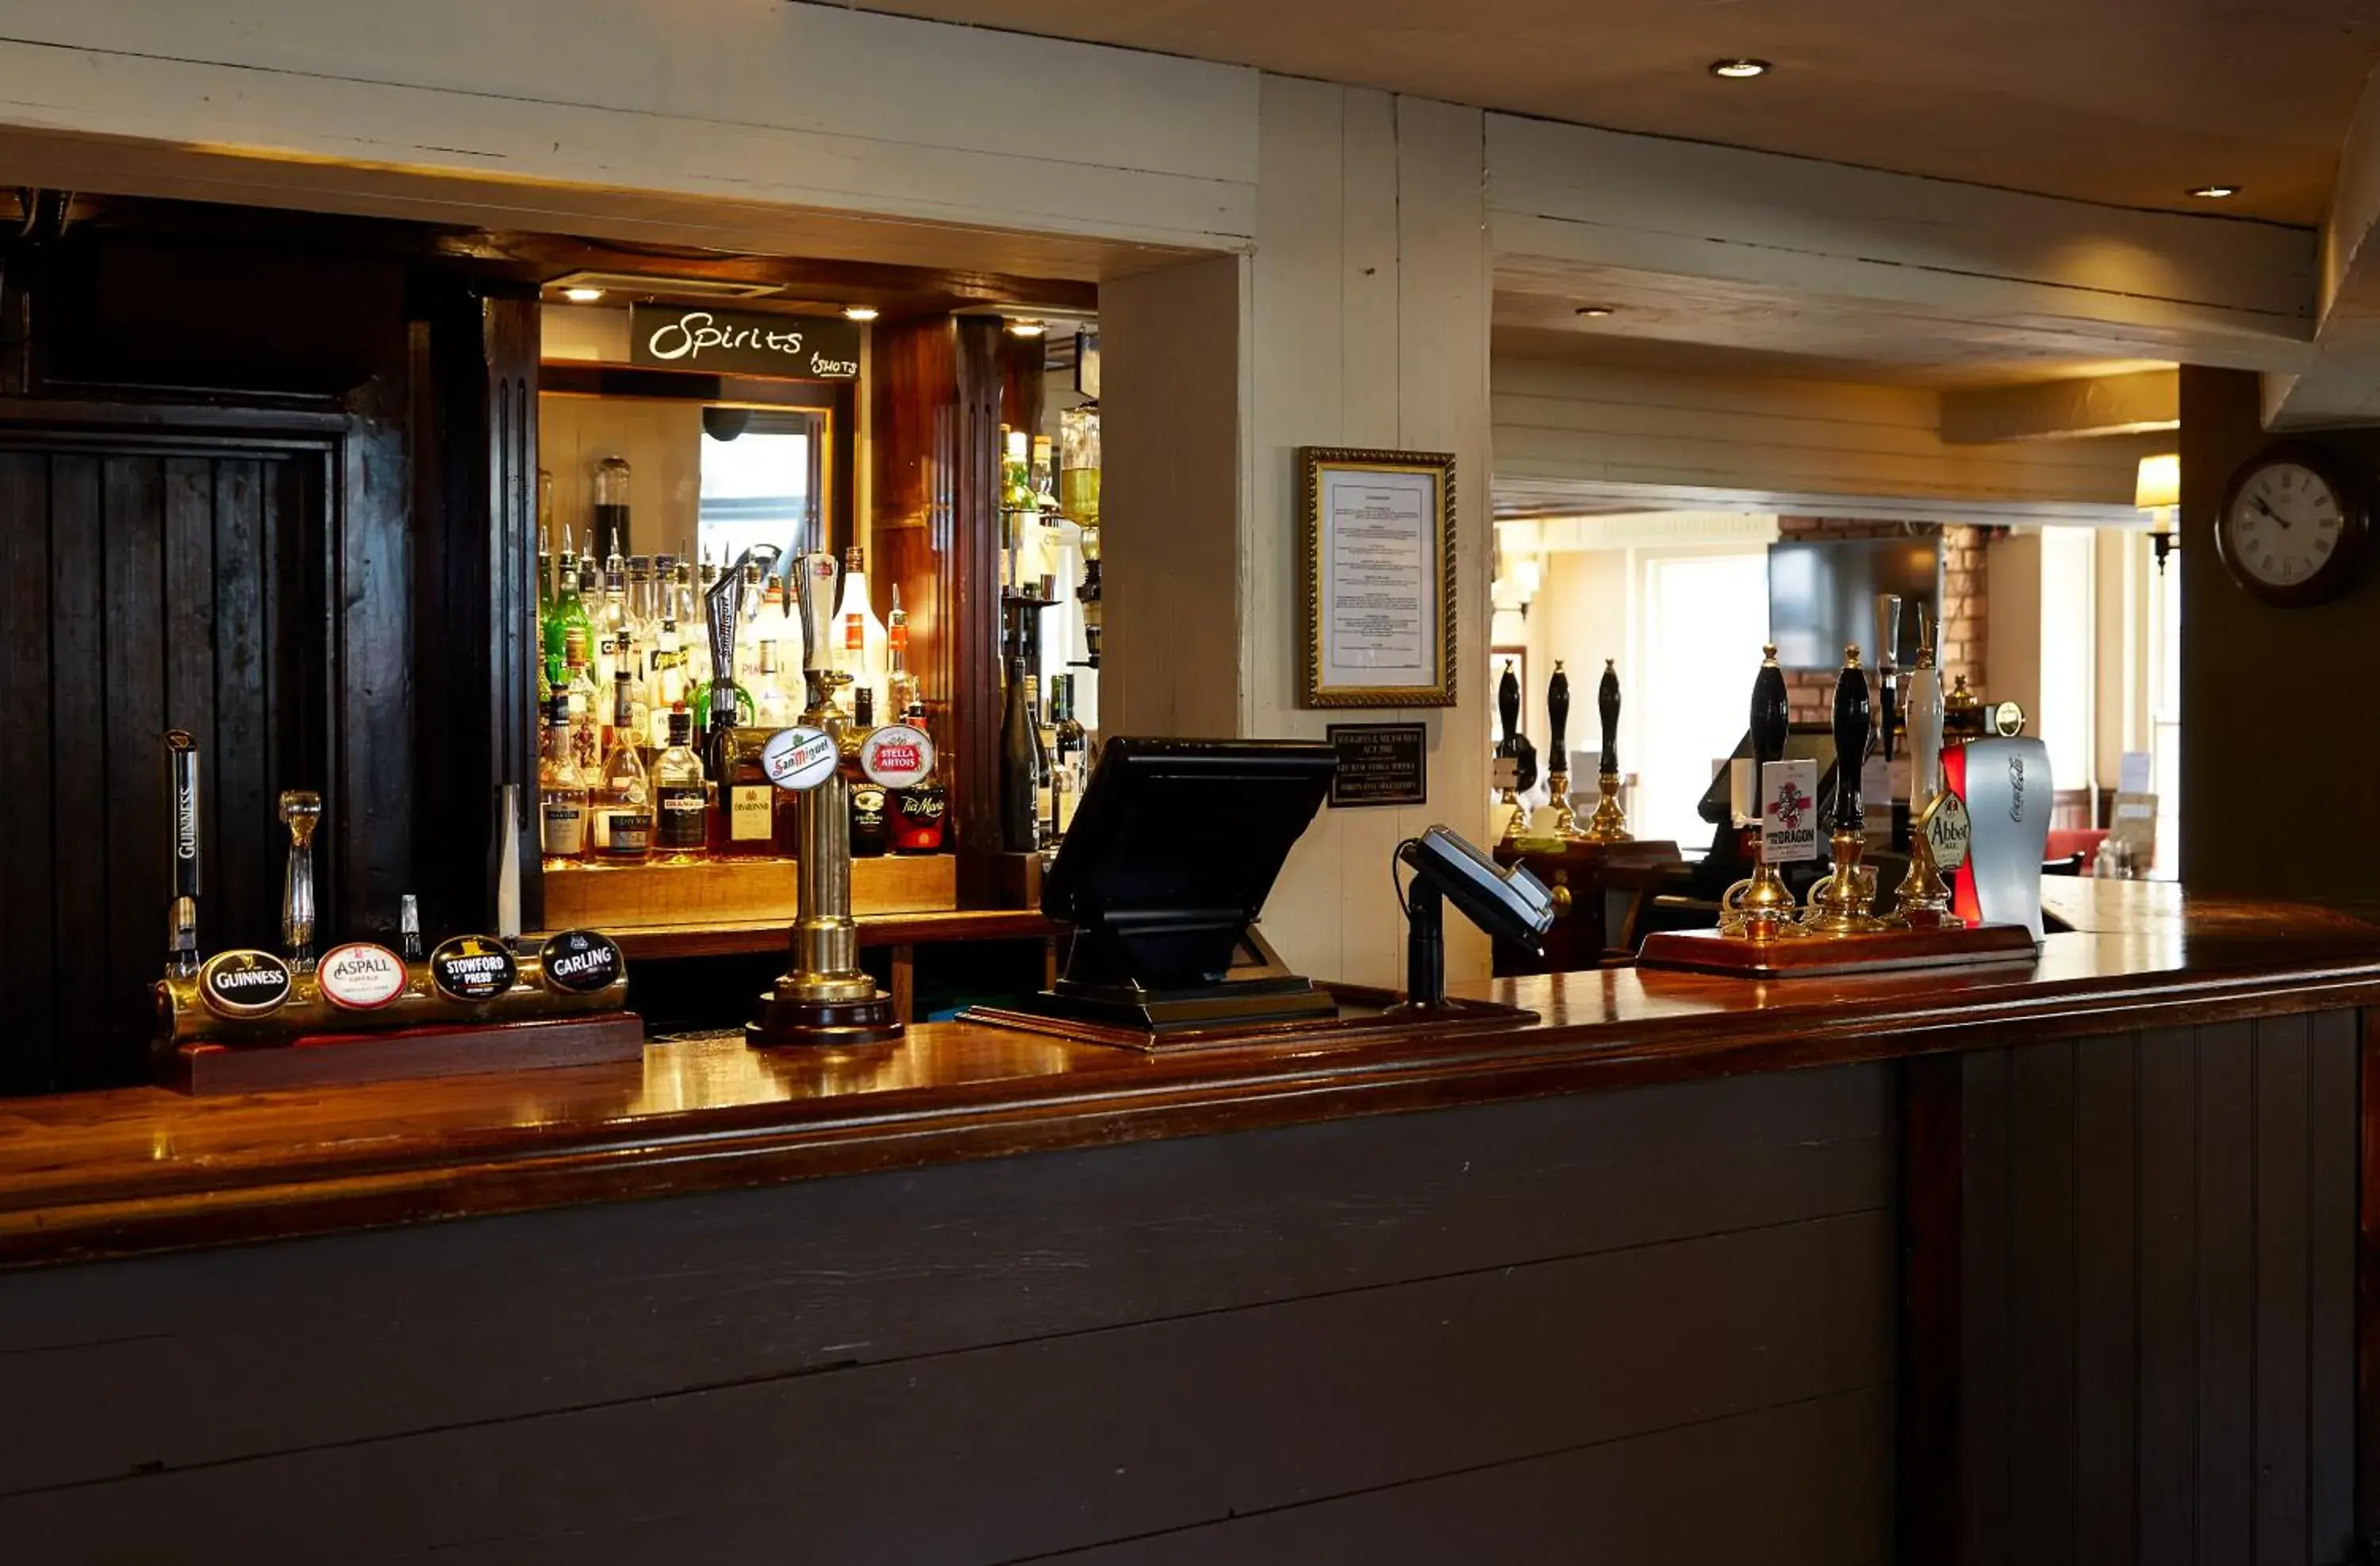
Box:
2 882 2373 1271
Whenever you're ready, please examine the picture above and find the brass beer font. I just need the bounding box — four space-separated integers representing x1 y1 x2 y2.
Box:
1802 646 1890 936
1542 661 1580 839
746 550 903 1050
1582 658 1631 843
1718 645 1806 942
1493 658 1533 843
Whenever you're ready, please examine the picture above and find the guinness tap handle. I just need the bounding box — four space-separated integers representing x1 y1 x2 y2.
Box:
1497 660 1520 748
1597 659 1622 775
165 731 201 978
1546 662 1571 766
1831 646 1869 834
1751 644 1787 768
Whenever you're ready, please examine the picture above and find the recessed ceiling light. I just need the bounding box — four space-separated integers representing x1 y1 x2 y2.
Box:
1576 305 1615 318
561 286 605 303
843 305 881 322
2187 184 2241 200
1006 319 1047 338
1709 58 1771 79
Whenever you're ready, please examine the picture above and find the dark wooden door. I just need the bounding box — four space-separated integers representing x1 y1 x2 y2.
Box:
0 442 328 1092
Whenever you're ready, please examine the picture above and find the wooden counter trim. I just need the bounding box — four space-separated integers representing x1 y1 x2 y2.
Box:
4 916 2380 1270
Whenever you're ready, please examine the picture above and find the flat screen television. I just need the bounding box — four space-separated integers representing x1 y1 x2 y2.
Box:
1767 537 1941 672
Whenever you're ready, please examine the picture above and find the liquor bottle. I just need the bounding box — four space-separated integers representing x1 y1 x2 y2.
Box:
1050 674 1085 836
1000 658 1042 852
591 672 653 861
1029 674 1056 846
885 583 919 720
835 544 889 716
708 727 777 858
754 580 793 728
546 534 590 692
562 625 601 772
651 707 708 862
1075 526 1102 666
675 558 711 710
647 612 685 750
1000 428 1041 598
1031 435 1063 601
1060 402 1100 529
593 556 628 702
849 702 890 858
399 892 425 964
592 455 632 562
890 718 946 855
537 693 589 865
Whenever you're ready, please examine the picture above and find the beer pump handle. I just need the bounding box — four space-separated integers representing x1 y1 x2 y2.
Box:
1751 645 1788 770
1546 662 1570 768
1831 647 1870 834
1597 660 1622 775
1496 660 1519 748
166 731 201 977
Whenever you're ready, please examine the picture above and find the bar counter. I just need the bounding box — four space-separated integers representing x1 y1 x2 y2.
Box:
3 880 2373 1564
2 880 2373 1271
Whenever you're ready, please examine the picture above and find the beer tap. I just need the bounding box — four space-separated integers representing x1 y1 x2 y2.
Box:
1493 660 1533 843
278 789 323 973
1543 662 1579 838
1802 647 1889 935
746 537 901 1050
1718 646 1808 942
1875 593 1903 850
1582 658 1631 843
165 731 201 979
1892 607 1960 927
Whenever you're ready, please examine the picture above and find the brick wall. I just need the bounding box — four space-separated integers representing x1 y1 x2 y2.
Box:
1775 516 1994 723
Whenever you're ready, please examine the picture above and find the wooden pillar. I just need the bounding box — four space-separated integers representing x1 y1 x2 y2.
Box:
872 313 1007 904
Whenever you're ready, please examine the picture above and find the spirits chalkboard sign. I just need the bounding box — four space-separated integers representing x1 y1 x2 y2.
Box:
1326 723 1428 808
628 305 862 380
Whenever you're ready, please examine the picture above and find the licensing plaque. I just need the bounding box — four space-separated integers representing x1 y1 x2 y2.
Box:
1326 723 1427 808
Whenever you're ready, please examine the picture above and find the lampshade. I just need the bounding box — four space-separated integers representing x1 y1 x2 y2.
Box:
2135 452 2179 511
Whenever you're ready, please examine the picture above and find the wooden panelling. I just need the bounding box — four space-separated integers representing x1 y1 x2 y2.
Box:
1928 1012 2359 1564
0 1066 1890 1563
1490 356 2156 518
870 313 1005 892
0 440 324 1092
1054 1391 1885 1566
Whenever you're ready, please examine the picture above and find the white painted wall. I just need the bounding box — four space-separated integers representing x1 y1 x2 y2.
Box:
1234 82 1494 988
0 0 1259 266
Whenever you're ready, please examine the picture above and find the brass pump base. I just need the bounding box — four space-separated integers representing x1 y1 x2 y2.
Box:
1582 770 1630 843
1719 863 1809 942
1891 831 1958 928
1802 829 1891 935
746 988 903 1050
1543 770 1581 839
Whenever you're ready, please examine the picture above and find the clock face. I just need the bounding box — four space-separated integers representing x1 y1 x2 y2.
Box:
2224 461 2347 590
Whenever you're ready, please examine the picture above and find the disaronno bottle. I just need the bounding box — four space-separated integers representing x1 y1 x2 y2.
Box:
651 708 708 861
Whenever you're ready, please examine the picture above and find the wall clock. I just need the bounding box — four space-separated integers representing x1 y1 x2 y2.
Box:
2215 443 2369 606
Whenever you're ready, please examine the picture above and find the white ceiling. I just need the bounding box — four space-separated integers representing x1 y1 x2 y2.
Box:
849 0 2377 226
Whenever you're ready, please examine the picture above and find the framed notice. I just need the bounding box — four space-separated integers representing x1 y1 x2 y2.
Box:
1298 447 1457 708
1326 723 1428 808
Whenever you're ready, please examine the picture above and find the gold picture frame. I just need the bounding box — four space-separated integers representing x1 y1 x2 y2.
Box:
1298 447 1457 708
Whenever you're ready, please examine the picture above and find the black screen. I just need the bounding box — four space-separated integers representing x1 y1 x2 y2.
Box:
1043 739 1338 936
